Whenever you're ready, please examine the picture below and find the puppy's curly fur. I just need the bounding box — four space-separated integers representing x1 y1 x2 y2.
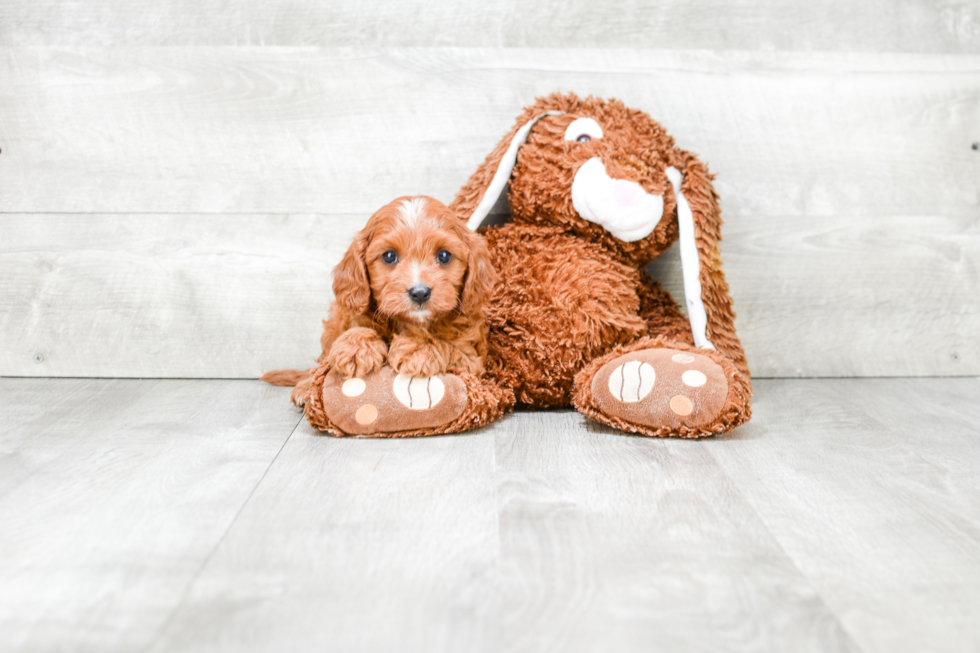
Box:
263 196 496 404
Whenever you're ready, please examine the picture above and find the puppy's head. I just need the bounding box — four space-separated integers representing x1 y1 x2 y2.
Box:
333 196 495 324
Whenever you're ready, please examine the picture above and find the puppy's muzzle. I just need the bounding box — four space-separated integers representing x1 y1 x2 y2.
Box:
407 285 432 306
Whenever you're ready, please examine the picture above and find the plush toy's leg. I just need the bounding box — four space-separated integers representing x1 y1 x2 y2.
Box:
572 336 751 438
300 361 514 438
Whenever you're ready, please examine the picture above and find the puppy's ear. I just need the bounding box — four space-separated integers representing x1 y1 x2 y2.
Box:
459 230 497 316
332 231 371 315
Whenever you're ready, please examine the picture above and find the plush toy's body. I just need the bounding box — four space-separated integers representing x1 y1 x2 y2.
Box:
301 93 751 438
480 223 690 407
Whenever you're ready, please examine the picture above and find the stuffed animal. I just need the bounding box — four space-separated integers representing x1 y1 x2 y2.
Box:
300 92 751 438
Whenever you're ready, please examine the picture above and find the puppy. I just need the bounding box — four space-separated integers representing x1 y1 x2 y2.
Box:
263 195 496 404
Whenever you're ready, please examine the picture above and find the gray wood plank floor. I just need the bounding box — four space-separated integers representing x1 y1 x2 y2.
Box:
2 377 979 652
0 379 301 653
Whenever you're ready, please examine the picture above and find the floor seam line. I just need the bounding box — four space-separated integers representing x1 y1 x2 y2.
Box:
139 414 303 653
698 440 869 653
490 425 504 640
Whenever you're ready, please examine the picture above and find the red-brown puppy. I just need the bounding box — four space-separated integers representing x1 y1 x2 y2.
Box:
264 195 496 404
326 194 496 378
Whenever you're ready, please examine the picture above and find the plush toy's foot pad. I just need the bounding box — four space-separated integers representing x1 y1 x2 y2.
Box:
591 348 728 431
321 366 467 435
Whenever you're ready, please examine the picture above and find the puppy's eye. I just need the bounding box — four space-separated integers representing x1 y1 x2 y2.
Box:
576 134 591 143
437 249 452 265
382 250 398 264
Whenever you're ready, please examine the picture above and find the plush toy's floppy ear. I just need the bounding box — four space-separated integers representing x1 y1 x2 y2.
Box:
332 231 371 315
666 152 750 385
451 111 562 231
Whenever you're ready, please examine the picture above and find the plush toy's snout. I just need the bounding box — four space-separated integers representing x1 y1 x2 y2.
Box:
571 157 665 242
613 179 647 206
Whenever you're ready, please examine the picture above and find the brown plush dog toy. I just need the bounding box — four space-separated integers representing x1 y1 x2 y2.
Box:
297 92 751 438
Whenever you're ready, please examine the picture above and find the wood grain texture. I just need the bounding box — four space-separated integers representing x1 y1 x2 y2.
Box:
1 0 978 52
1 47 976 379
706 377 980 653
3 377 980 651
650 213 980 378
148 421 501 653
2 212 977 379
492 412 859 653
0 213 348 378
0 48 977 218
147 412 859 653
0 378 299 653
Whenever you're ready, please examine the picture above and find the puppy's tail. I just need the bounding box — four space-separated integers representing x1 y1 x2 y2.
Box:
260 368 312 387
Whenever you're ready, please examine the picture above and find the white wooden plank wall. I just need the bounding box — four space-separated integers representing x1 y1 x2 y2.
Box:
0 3 978 379
2 1 979 51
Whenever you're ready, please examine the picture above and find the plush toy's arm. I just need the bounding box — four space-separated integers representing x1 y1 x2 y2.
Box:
667 153 750 386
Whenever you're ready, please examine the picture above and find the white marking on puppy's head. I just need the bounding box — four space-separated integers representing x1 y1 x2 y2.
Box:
409 262 423 287
571 157 665 242
398 196 428 227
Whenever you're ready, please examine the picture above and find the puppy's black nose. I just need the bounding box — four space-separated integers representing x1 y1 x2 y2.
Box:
407 285 431 306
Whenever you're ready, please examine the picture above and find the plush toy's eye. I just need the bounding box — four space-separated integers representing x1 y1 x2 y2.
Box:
564 117 604 143
382 250 398 264
437 249 452 265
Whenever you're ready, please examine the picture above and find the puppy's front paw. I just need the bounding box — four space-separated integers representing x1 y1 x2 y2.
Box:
290 375 315 407
387 338 448 378
328 327 388 378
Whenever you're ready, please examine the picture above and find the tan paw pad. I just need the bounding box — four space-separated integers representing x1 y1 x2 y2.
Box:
681 370 707 387
355 404 378 424
342 378 366 397
668 395 693 416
